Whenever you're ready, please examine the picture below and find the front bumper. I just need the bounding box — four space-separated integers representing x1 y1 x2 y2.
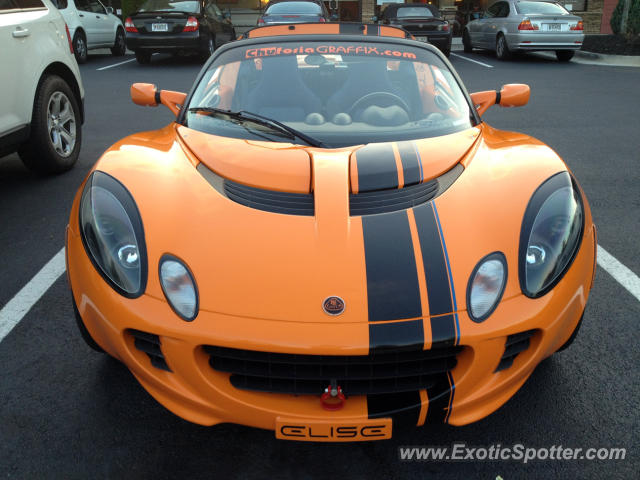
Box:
506 32 584 51
66 216 595 436
126 31 203 52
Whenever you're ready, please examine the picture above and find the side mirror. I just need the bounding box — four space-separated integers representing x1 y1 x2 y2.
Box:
470 83 530 116
106 6 113 14
131 83 187 117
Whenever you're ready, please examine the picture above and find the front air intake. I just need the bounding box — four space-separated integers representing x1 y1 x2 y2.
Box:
129 329 171 372
495 330 535 372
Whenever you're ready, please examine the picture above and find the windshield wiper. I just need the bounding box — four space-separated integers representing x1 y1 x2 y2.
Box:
187 107 326 148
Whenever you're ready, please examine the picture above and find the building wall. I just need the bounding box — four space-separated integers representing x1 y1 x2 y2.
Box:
600 0 618 33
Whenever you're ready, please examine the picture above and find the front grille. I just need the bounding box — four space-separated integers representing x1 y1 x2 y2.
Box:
203 345 462 396
223 179 314 216
129 329 171 372
495 330 535 372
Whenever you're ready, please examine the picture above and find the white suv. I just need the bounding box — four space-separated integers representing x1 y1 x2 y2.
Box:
0 0 85 174
52 0 125 63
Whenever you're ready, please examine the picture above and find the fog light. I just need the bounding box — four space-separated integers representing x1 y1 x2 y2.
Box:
159 255 198 321
467 252 507 322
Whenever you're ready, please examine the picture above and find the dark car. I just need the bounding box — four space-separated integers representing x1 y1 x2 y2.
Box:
379 4 452 57
125 0 236 64
257 1 330 25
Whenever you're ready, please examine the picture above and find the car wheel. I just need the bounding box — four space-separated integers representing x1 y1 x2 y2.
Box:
495 34 511 60
556 314 584 352
135 50 152 64
18 75 81 175
73 31 88 64
201 35 215 62
462 29 472 53
556 50 575 62
111 28 126 56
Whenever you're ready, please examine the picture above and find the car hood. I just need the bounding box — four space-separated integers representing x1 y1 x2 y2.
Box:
84 124 570 325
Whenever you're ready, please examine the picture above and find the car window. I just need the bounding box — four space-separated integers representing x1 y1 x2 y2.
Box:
74 0 89 11
0 0 16 11
9 0 46 8
496 2 510 17
50 0 68 8
266 2 322 14
515 1 569 15
396 7 434 18
138 0 201 14
485 2 501 18
186 41 473 148
86 0 105 13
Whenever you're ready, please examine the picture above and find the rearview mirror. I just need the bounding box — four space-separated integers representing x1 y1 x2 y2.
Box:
470 84 530 116
106 6 113 14
131 83 187 117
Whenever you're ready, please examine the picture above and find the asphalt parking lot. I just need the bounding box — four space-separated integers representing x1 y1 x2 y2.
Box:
1 47 638 479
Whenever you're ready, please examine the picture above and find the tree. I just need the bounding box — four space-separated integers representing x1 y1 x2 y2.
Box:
611 0 640 36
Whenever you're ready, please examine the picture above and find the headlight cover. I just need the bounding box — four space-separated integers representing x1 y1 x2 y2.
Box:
159 255 199 321
79 171 147 297
467 252 507 322
519 172 584 298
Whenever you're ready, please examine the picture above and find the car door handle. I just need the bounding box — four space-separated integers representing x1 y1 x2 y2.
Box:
96 15 100 18
79 13 84 17
12 27 30 38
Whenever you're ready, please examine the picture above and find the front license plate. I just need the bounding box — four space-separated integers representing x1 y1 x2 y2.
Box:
275 417 392 442
152 23 168 32
415 36 429 43
545 23 562 31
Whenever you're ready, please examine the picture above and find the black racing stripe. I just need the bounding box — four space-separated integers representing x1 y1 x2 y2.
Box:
425 372 452 423
356 143 399 192
397 141 421 187
340 23 365 35
366 24 380 36
369 320 424 353
430 314 456 349
362 212 422 322
367 391 421 428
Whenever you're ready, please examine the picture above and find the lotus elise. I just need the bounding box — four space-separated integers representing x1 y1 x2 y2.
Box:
66 23 596 441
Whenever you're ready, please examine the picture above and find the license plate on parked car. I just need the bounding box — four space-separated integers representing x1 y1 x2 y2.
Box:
545 23 562 31
415 36 429 43
152 23 168 32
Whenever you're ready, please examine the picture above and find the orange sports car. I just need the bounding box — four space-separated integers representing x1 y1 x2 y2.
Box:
66 23 596 441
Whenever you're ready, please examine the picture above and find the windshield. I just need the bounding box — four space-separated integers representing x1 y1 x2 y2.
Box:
396 7 435 18
137 0 200 13
515 1 569 15
266 2 322 14
185 41 474 148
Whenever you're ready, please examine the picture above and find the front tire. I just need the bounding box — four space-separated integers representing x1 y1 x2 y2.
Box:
73 31 88 64
200 35 215 62
135 50 152 64
18 75 81 175
556 50 575 62
462 29 473 53
495 33 511 60
111 28 126 56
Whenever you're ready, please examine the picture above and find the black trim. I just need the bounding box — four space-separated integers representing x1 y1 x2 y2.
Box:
494 90 501 105
350 179 438 216
339 23 366 35
466 251 507 323
223 178 314 216
369 319 424 353
518 172 585 298
397 141 421 186
0 124 30 157
79 171 148 299
159 254 199 322
425 372 451 423
355 143 399 192
154 91 161 105
362 211 422 322
177 33 482 128
367 391 421 427
412 203 456 346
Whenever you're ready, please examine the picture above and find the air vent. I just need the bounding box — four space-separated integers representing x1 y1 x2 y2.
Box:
129 329 171 372
350 164 463 216
203 344 462 396
223 179 315 216
495 330 535 372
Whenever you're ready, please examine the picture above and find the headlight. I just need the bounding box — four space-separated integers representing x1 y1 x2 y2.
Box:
159 255 198 321
79 171 147 297
467 252 507 322
519 172 584 298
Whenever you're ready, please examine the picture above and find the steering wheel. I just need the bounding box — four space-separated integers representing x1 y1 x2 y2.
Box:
348 92 411 117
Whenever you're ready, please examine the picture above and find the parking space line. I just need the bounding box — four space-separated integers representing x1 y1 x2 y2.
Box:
0 248 65 343
597 245 640 303
1 243 639 345
96 58 136 71
450 53 494 68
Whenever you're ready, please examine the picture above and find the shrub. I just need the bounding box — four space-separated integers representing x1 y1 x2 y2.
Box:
121 0 146 19
611 0 640 36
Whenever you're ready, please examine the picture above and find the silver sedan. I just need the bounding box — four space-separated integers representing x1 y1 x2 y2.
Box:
462 0 584 61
